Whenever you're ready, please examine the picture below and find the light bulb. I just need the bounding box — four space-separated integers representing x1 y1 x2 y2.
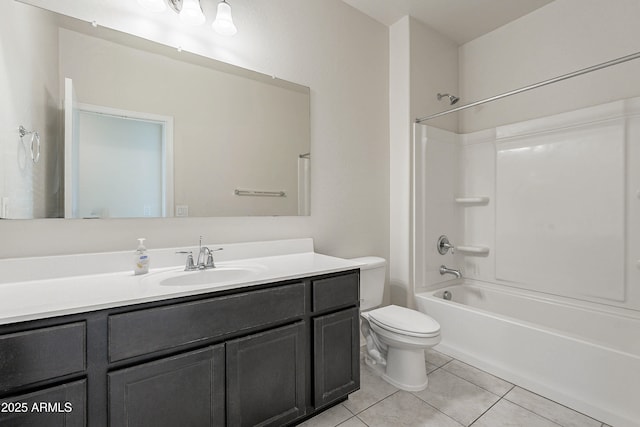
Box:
212 1 237 36
180 0 206 26
136 0 167 13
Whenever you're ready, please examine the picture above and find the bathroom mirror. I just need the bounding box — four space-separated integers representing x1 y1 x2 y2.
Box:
0 2 311 219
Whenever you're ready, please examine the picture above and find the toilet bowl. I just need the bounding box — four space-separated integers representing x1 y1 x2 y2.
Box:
361 305 440 391
351 257 441 392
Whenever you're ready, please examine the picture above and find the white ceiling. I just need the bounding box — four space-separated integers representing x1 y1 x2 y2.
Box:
341 0 554 45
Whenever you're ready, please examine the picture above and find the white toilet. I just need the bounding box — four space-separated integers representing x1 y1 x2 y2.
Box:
353 257 441 391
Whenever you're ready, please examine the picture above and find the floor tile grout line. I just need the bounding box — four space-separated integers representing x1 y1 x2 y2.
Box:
439 355 604 425
441 358 517 393
334 414 370 427
343 402 356 416
502 387 603 425
502 384 516 397
343 350 606 427
354 414 371 427
508 397 566 427
413 359 519 427
348 389 402 416
439 362 515 398
427 352 454 369
468 395 504 427
408 387 467 427
502 396 590 427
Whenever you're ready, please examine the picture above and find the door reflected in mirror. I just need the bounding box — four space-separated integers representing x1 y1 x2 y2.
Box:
68 99 173 219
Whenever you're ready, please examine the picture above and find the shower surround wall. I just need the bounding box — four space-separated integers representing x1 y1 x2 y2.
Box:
413 98 640 426
414 97 640 311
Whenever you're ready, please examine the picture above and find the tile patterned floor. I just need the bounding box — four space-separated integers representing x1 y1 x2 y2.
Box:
300 348 609 427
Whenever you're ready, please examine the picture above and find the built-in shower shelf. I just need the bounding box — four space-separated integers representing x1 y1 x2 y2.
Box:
457 245 490 256
455 196 490 205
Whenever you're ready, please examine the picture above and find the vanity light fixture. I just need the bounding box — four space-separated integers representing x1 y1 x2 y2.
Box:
137 0 237 35
179 0 206 26
212 0 237 36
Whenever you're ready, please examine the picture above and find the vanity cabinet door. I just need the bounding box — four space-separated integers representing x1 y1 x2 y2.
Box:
0 380 86 427
313 307 360 408
226 322 306 427
108 345 225 427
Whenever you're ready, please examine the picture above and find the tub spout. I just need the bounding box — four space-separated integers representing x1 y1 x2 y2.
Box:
440 265 461 279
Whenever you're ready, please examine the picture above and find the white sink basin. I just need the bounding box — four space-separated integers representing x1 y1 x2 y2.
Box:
153 264 267 287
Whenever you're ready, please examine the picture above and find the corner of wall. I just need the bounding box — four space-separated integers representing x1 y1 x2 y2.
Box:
388 15 412 307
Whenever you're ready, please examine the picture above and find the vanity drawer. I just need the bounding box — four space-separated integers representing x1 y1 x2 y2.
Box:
0 322 86 391
108 282 306 362
312 272 359 313
0 379 86 427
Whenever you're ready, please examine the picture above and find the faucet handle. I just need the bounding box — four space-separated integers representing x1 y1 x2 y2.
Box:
185 253 195 271
437 235 455 255
175 251 195 271
205 252 215 269
205 248 223 269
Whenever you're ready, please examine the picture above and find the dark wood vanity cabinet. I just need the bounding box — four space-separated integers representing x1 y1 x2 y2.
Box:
313 308 360 408
311 274 361 409
227 322 306 426
0 269 360 427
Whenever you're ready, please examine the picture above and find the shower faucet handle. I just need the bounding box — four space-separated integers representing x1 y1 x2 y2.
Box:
437 235 455 255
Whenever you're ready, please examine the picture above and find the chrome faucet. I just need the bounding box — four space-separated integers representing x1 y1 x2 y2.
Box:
196 236 223 270
197 246 216 269
177 236 223 271
439 265 461 279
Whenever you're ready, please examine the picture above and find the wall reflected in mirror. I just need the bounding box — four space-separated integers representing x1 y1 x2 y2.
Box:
0 1 311 219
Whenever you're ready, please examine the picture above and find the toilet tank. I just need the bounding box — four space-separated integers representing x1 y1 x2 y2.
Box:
350 257 386 311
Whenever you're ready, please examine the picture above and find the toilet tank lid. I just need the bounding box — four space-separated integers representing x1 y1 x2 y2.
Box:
350 256 386 270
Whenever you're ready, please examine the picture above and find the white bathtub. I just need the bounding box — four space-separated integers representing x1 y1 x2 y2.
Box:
416 282 640 427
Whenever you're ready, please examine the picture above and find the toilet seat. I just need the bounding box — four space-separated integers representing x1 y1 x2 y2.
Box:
368 305 440 338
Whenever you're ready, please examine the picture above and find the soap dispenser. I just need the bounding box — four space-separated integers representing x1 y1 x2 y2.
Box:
134 238 150 275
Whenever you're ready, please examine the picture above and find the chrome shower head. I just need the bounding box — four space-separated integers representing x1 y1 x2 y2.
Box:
437 93 459 105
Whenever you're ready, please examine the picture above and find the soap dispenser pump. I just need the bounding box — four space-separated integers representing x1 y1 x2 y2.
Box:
134 238 150 275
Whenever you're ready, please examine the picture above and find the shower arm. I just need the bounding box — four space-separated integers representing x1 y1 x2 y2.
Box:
415 50 640 123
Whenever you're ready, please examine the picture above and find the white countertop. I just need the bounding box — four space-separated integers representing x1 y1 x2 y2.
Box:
0 239 363 325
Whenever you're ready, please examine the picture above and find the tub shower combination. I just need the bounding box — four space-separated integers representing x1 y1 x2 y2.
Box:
412 55 640 427
416 283 640 427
